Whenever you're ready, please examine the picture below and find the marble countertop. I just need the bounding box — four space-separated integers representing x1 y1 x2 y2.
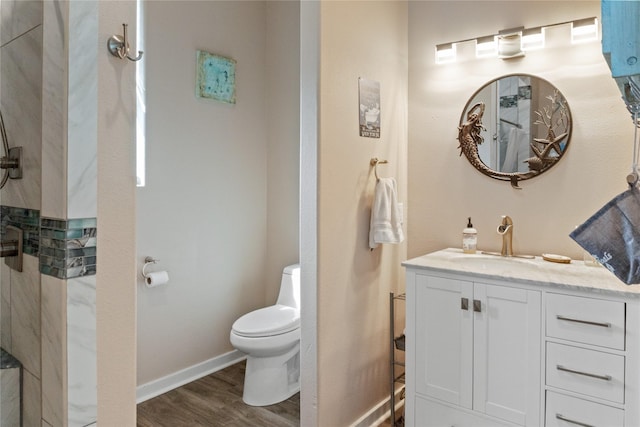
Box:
402 248 640 298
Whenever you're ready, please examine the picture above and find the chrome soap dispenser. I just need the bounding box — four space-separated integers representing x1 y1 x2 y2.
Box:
463 217 477 254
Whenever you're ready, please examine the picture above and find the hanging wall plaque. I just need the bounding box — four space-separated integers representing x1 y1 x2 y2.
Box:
359 77 381 138
196 50 236 104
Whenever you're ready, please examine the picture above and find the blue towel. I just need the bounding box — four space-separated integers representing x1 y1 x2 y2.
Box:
570 187 640 285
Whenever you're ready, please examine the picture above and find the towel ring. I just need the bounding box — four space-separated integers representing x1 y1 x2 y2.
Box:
370 158 388 181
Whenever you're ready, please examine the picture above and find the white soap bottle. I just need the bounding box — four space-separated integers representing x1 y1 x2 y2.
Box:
463 217 477 254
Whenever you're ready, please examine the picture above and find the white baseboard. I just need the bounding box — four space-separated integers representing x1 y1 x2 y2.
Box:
136 350 246 403
350 386 405 427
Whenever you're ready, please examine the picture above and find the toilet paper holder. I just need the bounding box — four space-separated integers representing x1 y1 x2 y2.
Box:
141 256 158 279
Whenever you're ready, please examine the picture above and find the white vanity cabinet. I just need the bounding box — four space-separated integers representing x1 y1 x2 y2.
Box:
409 271 541 426
404 249 640 427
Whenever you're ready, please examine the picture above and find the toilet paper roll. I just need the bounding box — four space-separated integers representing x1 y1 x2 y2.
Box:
145 271 169 288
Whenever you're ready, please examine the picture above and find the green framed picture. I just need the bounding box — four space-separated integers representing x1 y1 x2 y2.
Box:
196 50 236 104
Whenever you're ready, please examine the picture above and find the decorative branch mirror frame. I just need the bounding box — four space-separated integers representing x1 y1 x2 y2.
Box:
457 74 572 189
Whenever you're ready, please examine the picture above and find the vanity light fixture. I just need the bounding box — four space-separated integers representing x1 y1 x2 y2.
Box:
522 26 545 51
435 17 597 64
475 36 497 58
571 17 599 44
497 27 525 59
435 43 456 64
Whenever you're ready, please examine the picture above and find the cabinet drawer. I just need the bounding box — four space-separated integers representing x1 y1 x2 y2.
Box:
546 293 625 350
546 342 624 404
545 391 623 427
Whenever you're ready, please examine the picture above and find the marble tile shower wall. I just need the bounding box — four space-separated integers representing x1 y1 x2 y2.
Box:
3 1 99 425
1 1 46 425
0 1 43 212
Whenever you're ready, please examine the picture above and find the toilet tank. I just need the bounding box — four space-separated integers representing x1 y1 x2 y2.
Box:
276 264 300 309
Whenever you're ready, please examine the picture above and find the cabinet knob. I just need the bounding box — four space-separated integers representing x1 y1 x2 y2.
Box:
473 299 481 312
461 298 469 310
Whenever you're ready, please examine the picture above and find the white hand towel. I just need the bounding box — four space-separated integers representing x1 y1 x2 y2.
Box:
369 177 404 249
502 127 520 172
503 127 529 173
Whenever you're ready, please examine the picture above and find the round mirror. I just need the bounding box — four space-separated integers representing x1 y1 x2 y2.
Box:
457 74 572 189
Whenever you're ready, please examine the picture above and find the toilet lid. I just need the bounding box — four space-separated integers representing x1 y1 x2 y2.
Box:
232 304 300 337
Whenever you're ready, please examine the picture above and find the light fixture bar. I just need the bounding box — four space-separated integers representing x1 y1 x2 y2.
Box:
572 17 598 44
522 26 545 51
435 43 456 64
497 27 524 59
476 35 497 58
433 17 598 64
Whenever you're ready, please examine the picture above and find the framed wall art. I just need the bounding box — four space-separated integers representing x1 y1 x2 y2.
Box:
196 50 236 104
358 77 380 138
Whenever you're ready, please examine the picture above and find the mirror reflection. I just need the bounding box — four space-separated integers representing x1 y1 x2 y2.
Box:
458 74 572 188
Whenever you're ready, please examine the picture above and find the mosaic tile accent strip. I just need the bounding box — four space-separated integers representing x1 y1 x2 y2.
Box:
40 217 97 279
0 206 40 256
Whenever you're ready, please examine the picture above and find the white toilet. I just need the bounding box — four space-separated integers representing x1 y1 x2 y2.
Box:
230 264 301 406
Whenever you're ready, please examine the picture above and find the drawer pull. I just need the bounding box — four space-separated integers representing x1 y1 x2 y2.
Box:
556 364 612 381
556 315 611 328
473 299 481 312
556 413 594 427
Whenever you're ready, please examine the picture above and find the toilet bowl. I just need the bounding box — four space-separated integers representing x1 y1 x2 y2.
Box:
230 264 300 406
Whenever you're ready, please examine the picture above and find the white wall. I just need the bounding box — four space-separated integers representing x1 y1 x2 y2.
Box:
300 1 319 424
266 0 301 313
317 1 408 425
408 1 631 260
136 0 299 386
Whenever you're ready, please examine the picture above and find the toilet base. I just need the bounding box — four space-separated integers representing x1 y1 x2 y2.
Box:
242 342 300 406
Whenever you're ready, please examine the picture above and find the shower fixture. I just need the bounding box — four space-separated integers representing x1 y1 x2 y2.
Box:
1 225 23 272
0 109 22 189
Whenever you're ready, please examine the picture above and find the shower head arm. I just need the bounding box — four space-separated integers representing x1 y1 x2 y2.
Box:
0 111 22 188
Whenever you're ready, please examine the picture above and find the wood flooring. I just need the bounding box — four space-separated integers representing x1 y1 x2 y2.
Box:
137 360 400 427
137 360 300 427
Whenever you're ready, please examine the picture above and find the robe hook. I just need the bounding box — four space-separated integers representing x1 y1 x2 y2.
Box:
107 23 143 62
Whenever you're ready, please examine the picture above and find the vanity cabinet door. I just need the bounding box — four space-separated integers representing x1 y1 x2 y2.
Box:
473 283 541 426
412 275 541 426
415 274 473 408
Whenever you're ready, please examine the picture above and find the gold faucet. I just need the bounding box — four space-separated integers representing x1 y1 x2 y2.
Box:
497 215 513 257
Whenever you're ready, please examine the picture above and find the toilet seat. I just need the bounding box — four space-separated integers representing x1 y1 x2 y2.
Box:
232 304 300 338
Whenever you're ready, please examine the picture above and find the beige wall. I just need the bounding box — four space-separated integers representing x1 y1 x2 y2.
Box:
97 0 137 424
317 1 408 425
408 1 630 260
